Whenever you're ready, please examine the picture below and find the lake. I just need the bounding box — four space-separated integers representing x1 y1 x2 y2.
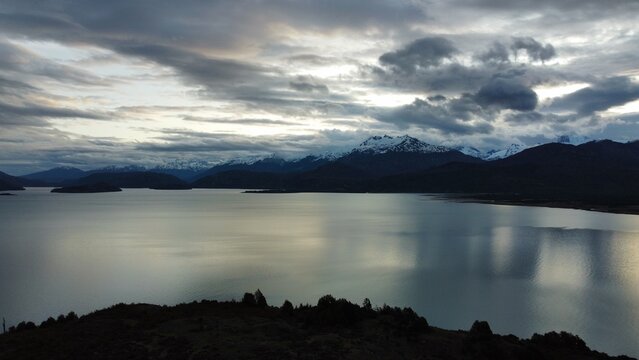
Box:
1 188 638 356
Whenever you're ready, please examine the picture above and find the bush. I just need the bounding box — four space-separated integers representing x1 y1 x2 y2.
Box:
254 289 267 307
281 300 294 314
317 294 336 308
470 320 492 336
530 331 587 350
40 317 56 328
241 292 256 306
362 298 372 310
66 312 78 321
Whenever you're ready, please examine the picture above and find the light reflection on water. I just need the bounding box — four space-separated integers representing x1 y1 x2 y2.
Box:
0 188 638 356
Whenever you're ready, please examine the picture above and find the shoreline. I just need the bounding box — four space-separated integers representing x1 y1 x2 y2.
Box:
435 194 639 215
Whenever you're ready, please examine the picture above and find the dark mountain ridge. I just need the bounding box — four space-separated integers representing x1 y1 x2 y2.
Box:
22 167 86 185
67 171 191 190
0 171 25 191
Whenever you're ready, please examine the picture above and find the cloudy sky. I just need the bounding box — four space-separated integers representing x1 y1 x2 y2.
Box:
1 0 639 174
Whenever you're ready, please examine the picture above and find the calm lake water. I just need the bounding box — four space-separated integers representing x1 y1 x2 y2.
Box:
1 188 639 356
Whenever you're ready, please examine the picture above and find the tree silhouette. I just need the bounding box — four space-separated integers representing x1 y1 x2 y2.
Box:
254 289 267 307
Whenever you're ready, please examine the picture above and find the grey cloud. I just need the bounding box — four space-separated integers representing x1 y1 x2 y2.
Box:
451 0 639 13
286 54 344 66
511 37 556 63
374 97 494 135
475 77 538 111
548 76 639 115
504 111 578 124
504 111 544 123
477 42 510 64
0 0 426 52
379 37 458 74
137 130 320 155
113 43 271 86
182 116 300 126
0 40 107 86
289 76 329 93
375 41 576 95
428 95 447 102
0 101 108 126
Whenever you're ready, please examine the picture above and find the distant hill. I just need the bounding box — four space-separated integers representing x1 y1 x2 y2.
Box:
69 172 191 190
193 140 639 209
0 171 25 191
366 141 639 200
193 135 482 190
22 167 86 185
193 155 335 180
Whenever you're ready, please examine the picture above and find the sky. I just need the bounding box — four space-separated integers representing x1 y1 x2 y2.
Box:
1 0 639 174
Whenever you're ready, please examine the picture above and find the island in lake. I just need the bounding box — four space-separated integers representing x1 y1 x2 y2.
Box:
51 183 122 193
0 292 633 360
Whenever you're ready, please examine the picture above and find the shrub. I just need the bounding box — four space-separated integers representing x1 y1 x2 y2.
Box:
317 294 336 308
241 292 256 306
530 331 587 350
40 317 56 328
281 300 294 314
254 289 267 307
362 298 372 310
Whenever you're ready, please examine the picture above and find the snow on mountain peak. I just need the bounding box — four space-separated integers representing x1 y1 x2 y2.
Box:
483 144 528 161
93 164 147 172
153 159 211 171
555 134 590 145
352 135 450 154
454 146 483 158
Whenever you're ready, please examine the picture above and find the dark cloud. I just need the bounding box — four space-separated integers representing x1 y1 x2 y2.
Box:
0 101 108 126
289 76 329 93
113 43 271 86
504 111 579 124
379 37 458 74
477 42 510 64
548 76 639 115
504 111 544 123
451 0 639 13
0 40 107 86
511 37 556 63
137 130 322 156
374 97 494 135
0 0 426 51
374 36 573 95
475 77 538 111
428 94 447 102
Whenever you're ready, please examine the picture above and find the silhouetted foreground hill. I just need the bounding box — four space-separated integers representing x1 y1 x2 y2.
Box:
0 292 633 360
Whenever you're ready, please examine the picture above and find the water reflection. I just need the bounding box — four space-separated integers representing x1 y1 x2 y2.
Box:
0 189 638 356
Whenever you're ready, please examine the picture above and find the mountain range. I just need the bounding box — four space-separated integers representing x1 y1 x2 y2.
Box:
10 134 590 185
3 134 637 209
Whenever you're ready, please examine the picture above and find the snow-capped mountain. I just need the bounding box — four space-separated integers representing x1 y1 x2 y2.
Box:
151 159 211 172
454 146 483 158
483 144 528 161
88 165 147 173
351 135 451 154
555 135 590 145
